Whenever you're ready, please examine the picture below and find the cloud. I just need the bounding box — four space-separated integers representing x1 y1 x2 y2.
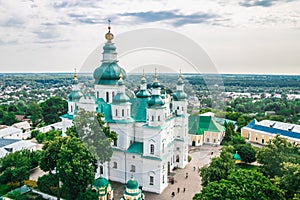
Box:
239 0 295 7
0 18 24 27
53 1 100 9
119 10 218 27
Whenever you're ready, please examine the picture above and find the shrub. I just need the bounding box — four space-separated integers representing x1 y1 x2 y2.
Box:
24 180 38 188
188 155 192 162
37 174 58 196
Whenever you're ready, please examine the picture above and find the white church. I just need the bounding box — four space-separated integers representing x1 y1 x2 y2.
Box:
61 25 189 194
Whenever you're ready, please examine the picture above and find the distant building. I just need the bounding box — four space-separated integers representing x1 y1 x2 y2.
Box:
12 121 31 139
188 115 225 146
264 111 276 116
188 95 200 109
241 119 300 145
0 138 37 158
0 126 23 140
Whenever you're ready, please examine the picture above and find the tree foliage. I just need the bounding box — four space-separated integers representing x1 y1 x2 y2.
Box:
40 136 97 199
274 162 300 200
234 143 256 163
200 146 235 187
257 135 299 177
194 169 284 200
74 110 114 164
40 97 67 125
0 150 39 185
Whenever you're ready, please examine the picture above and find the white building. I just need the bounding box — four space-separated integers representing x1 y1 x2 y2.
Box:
0 126 23 139
0 138 37 158
61 25 189 194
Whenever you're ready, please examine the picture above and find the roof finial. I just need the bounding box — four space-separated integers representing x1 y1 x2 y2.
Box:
108 18 111 32
74 68 77 80
154 67 158 82
105 18 114 41
179 68 182 80
119 72 123 81
141 69 145 80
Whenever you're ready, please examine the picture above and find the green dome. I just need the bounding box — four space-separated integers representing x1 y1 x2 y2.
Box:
233 153 241 161
126 178 139 190
173 91 187 101
68 91 82 102
136 90 151 98
177 78 184 85
94 62 127 85
152 81 161 88
113 93 130 103
148 96 164 107
94 177 109 188
103 42 116 52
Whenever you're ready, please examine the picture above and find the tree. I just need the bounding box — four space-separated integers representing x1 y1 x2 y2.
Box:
27 101 42 127
0 150 34 186
274 162 300 200
234 143 256 163
222 121 236 144
74 110 114 164
194 169 284 200
257 135 299 177
200 146 235 186
40 97 67 125
40 136 97 200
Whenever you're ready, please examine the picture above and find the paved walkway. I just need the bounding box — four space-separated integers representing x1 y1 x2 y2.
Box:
113 145 221 200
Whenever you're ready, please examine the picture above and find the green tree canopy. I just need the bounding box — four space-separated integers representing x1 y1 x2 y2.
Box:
40 136 97 200
73 110 115 164
0 150 38 185
40 97 67 125
234 143 256 163
257 135 299 177
200 146 235 187
194 169 284 200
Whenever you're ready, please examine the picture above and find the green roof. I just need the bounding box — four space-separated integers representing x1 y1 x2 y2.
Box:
233 153 241 161
131 98 148 122
68 90 82 102
126 178 139 190
112 93 130 103
93 62 127 85
136 90 151 98
173 91 187 101
148 95 164 107
127 142 143 154
94 177 109 188
188 115 225 135
60 113 74 120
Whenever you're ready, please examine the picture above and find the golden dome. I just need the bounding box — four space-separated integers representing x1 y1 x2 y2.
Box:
105 26 114 41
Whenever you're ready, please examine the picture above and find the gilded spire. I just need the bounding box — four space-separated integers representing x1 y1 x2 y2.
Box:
74 68 77 80
105 18 114 41
119 72 123 81
154 67 158 82
141 69 145 81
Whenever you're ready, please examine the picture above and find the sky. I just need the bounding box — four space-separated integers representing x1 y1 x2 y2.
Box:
0 0 299 74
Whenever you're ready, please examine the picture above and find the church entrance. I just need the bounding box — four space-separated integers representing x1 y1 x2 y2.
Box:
192 141 196 146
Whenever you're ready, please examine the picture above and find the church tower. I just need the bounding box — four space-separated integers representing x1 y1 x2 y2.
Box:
67 69 82 115
111 74 131 121
172 70 188 116
93 22 126 103
146 69 165 127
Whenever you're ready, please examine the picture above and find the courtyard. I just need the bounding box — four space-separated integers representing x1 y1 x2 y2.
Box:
112 145 221 200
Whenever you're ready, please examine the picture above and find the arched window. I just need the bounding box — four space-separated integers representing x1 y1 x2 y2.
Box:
158 116 160 121
70 106 73 112
162 143 165 153
130 165 136 172
113 162 117 169
100 165 104 175
122 109 124 117
115 109 118 116
106 92 109 102
150 144 154 155
97 91 99 98
176 155 180 162
151 116 154 121
112 91 115 98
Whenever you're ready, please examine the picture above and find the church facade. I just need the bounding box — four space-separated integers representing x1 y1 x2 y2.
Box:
61 25 189 194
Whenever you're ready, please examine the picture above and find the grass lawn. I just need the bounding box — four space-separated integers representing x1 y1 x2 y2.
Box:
237 163 259 171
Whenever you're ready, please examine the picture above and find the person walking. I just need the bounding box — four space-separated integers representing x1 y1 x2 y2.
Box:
183 187 186 192
177 187 180 193
171 192 175 197
185 172 189 179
